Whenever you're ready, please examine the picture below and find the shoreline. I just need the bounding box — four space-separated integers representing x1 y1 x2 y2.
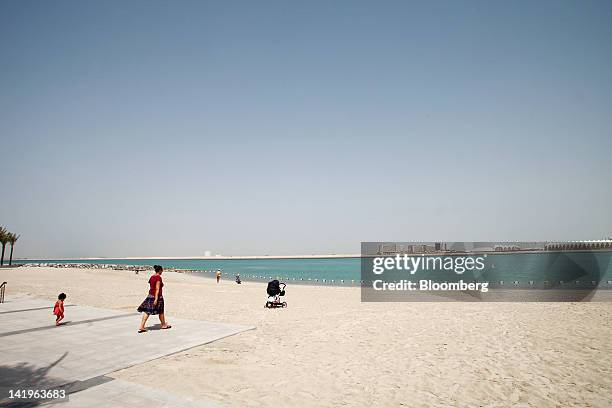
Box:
12 263 612 293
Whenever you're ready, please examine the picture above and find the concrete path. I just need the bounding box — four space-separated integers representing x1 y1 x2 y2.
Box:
44 378 225 408
0 295 253 407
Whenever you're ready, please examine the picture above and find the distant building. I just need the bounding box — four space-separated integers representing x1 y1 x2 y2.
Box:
377 243 436 255
204 250 212 257
494 245 521 252
545 240 612 251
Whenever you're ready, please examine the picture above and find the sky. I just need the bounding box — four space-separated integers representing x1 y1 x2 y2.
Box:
1 0 611 258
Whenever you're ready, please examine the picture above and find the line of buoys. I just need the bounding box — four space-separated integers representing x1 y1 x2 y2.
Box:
195 271 610 289
44 261 606 289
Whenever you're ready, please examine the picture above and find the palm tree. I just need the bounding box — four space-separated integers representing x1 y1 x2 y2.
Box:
0 227 7 266
8 233 19 266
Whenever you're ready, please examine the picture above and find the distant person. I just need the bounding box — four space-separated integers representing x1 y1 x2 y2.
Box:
137 265 171 333
54 293 66 326
235 274 241 284
216 269 221 283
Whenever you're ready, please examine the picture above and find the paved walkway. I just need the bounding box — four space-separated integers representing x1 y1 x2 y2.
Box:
0 295 253 407
49 378 225 408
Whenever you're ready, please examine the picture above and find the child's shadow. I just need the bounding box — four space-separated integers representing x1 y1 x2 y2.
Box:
57 321 71 326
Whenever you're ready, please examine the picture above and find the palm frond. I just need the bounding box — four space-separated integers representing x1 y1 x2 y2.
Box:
0 227 8 245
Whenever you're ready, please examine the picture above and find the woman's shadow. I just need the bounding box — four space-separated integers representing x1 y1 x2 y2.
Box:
144 324 169 331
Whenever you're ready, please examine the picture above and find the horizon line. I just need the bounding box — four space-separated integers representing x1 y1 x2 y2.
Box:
15 254 363 261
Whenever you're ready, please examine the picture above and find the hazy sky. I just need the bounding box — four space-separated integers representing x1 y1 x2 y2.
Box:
1 0 611 258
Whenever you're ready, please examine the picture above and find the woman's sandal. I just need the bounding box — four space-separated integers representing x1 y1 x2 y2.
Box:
138 329 147 333
161 325 172 330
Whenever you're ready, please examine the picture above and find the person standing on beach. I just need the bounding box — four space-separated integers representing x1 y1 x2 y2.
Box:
137 265 171 333
53 293 66 326
216 269 221 283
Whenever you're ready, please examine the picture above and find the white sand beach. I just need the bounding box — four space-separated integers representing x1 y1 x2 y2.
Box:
2 266 612 408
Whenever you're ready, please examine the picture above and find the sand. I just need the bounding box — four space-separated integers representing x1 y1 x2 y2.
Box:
2 266 612 408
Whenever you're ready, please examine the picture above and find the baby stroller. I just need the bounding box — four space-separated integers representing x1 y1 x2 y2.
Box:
265 279 287 308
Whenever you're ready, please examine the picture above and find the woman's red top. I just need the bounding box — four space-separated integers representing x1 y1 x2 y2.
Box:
149 274 163 297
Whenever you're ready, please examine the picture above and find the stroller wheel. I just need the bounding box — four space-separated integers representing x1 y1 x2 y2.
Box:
282 302 287 308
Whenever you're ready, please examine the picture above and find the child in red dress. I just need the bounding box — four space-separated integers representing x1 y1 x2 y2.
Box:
54 293 66 326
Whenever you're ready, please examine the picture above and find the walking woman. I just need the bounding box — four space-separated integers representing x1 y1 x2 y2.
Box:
137 265 172 333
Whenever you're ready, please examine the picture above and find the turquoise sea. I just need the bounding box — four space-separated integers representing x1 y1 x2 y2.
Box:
19 251 612 288
22 257 361 284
